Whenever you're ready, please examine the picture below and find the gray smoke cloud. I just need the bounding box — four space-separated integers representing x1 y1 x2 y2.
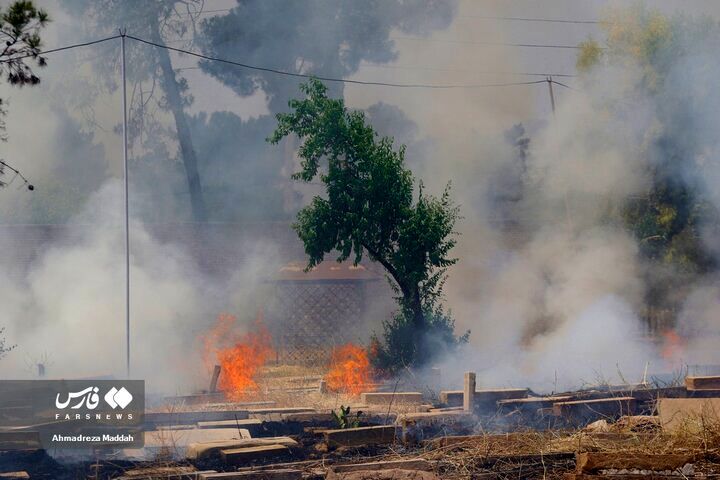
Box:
4 0 720 396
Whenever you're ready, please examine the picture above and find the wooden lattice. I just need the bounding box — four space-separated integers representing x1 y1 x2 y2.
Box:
269 281 365 366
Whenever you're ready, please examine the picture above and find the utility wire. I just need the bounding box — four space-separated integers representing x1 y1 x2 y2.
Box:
391 35 585 49
127 34 550 89
457 15 601 25
174 63 577 78
0 34 121 63
172 7 606 26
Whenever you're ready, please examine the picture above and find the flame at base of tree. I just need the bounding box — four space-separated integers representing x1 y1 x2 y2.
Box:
325 343 374 396
201 312 274 401
660 329 686 364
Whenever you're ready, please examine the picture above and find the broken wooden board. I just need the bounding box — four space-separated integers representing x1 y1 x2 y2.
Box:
331 458 433 474
199 470 301 480
685 376 720 391
658 397 720 432
360 392 423 405
575 452 694 473
324 425 397 448
187 437 298 460
553 397 637 424
221 444 291 466
0 473 29 480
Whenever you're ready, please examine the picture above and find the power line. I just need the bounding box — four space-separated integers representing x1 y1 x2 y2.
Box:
127 34 551 89
457 14 601 25
391 35 585 49
174 63 576 78
0 34 121 63
172 7 605 26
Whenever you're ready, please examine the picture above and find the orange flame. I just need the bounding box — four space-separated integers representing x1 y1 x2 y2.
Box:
660 329 685 362
201 312 274 401
325 343 374 396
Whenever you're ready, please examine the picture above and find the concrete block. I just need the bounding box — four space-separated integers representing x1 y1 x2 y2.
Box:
440 388 529 408
360 392 423 405
553 397 637 424
247 407 315 415
324 425 397 447
658 397 720 432
686 376 720 391
280 412 334 423
463 372 476 411
220 444 290 466
199 470 301 480
187 437 298 460
396 410 475 427
575 452 695 473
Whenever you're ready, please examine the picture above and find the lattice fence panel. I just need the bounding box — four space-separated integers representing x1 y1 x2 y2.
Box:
270 282 364 366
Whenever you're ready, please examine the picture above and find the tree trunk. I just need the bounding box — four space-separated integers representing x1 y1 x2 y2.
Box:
152 28 208 222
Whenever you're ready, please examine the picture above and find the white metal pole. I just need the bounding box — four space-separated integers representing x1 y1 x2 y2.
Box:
120 30 130 378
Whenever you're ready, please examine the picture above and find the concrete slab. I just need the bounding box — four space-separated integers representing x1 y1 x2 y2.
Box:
686 376 720 391
187 437 298 460
145 410 249 426
553 397 637 424
196 419 264 436
658 397 720 432
360 392 423 405
324 425 397 447
221 444 291 466
440 388 528 408
144 428 250 451
247 407 315 415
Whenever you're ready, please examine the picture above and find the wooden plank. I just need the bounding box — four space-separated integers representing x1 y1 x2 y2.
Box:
575 452 694 473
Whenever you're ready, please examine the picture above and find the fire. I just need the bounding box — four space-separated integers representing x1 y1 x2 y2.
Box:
201 312 274 401
660 329 686 362
325 343 374 396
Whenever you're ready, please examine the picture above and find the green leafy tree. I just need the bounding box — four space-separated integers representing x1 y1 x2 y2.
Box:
269 79 468 373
